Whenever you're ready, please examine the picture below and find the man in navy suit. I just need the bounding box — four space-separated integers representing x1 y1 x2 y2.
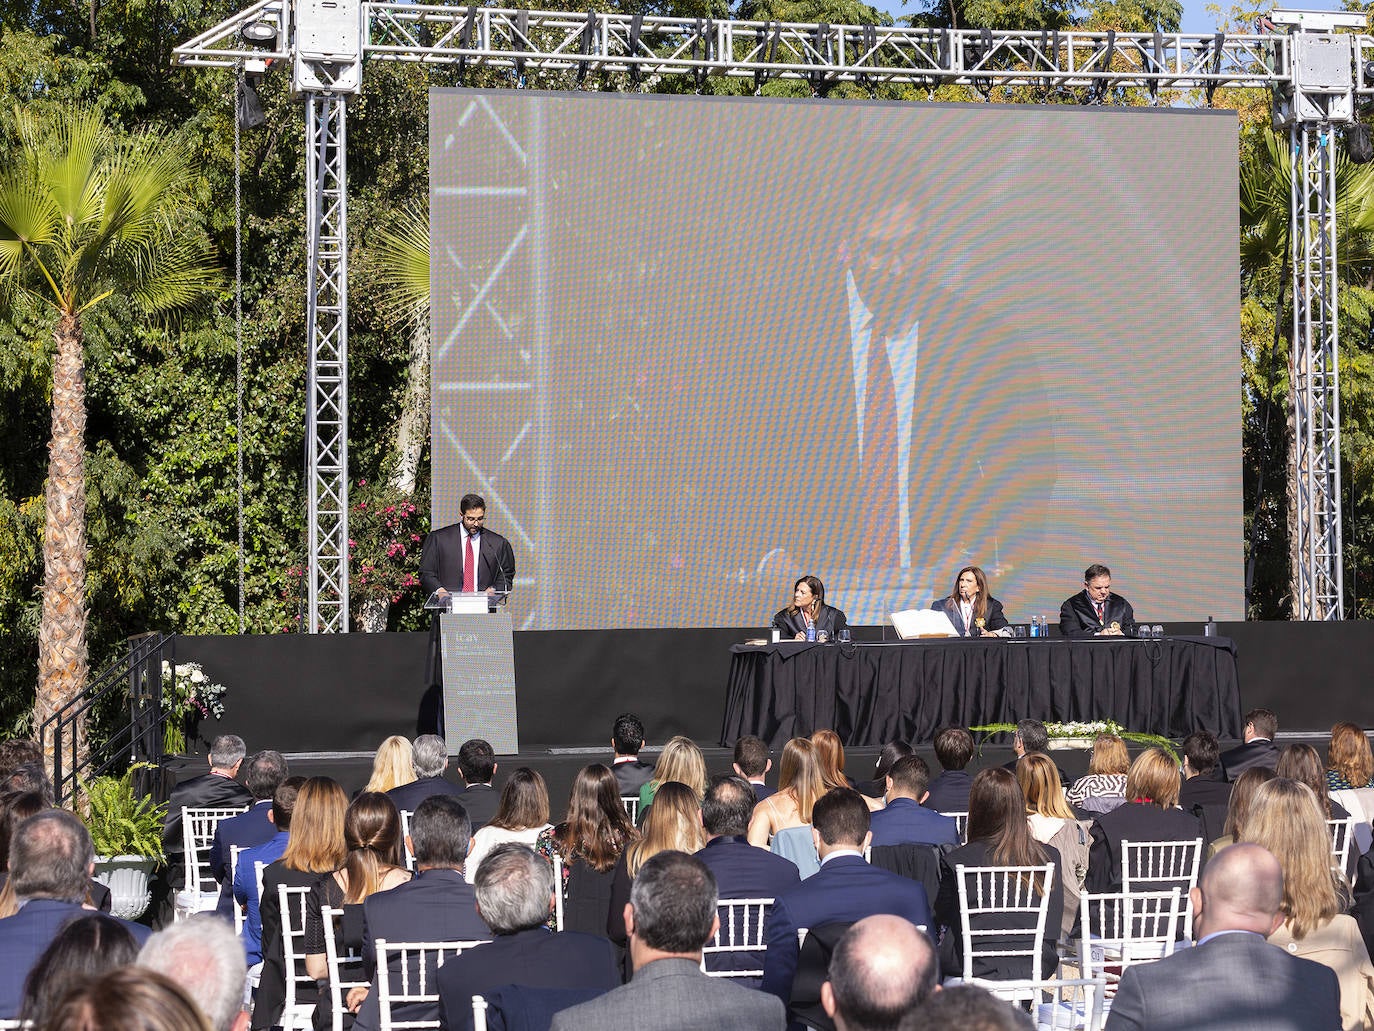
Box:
456 739 500 830
386 735 464 815
870 757 959 848
923 727 975 815
697 776 800 979
732 736 776 802
610 713 655 796
1220 708 1281 782
209 749 288 918
436 844 619 1031
0 810 151 1017
760 789 932 1014
350 795 492 1031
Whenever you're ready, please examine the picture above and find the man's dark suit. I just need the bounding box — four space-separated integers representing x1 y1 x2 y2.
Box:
551 957 785 1031
354 868 492 1031
923 770 973 814
386 775 464 816
760 854 932 1006
1179 776 1233 843
1057 590 1135 637
751 780 777 802
697 835 801 980
928 596 1009 636
419 524 516 597
869 797 960 848
435 927 619 1031
458 784 500 829
771 604 848 641
208 798 275 917
1104 930 1342 1031
162 771 252 887
1220 738 1279 781
611 759 654 796
0 899 151 1017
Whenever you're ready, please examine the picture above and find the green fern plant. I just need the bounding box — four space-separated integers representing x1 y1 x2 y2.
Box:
81 763 167 863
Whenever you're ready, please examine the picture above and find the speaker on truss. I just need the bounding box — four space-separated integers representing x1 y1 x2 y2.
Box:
1347 123 1374 165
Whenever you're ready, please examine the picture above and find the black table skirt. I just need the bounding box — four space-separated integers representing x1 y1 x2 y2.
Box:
720 636 1241 748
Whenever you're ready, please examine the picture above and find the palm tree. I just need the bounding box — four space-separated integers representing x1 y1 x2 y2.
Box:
0 106 217 741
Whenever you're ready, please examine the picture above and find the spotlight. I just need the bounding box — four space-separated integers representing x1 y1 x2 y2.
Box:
240 15 279 46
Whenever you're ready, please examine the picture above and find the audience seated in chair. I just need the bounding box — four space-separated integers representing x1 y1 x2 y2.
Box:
210 750 288 919
747 738 826 850
608 782 706 948
1177 731 1231 843
820 915 939 1031
1086 747 1201 898
140 913 251 1031
609 713 655 796
1220 707 1280 781
550 850 785 1030
1104 843 1341 1030
457 739 501 831
437 844 619 1031
1064 734 1129 817
732 736 776 802
164 735 253 891
924 728 976 815
869 756 959 849
465 767 554 885
385 735 463 816
17 913 139 1028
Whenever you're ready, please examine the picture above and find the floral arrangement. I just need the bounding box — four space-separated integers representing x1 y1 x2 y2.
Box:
970 718 1178 760
161 661 228 754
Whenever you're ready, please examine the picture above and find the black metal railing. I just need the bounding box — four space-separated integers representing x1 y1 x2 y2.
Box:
41 632 176 806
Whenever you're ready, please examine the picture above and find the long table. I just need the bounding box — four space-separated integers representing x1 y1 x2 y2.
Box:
720 636 1241 748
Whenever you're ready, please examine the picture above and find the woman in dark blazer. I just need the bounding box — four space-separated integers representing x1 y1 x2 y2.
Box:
934 767 1064 981
772 575 848 641
932 565 1010 636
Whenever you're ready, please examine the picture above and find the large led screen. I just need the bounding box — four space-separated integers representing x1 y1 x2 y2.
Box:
430 90 1241 630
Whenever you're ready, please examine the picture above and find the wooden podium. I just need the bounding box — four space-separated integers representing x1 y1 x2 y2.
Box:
434 593 519 755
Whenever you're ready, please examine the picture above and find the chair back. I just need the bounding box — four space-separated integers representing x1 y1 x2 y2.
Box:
278 883 317 1031
701 898 773 979
178 806 247 918
954 863 1055 982
322 905 368 1031
374 938 490 1031
620 796 640 822
1328 817 1358 876
1119 838 1202 938
472 995 488 1031
229 845 246 935
551 850 565 931
1077 888 1182 985
947 811 970 844
971 976 1108 1031
400 810 416 872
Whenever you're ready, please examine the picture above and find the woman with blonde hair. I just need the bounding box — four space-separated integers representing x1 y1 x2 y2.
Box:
638 735 708 811
1064 734 1130 813
607 781 707 945
1244 778 1374 1030
1207 766 1276 858
364 736 415 794
747 737 827 846
1328 723 1374 791
1017 753 1076 843
1085 747 1200 895
465 767 553 882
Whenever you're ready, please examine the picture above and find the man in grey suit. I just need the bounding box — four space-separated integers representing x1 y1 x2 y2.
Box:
550 850 785 1031
1105 843 1342 1031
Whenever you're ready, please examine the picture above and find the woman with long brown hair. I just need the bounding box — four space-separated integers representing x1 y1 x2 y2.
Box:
607 782 707 946
811 730 882 811
747 737 827 846
934 767 1063 980
1245 778 1374 1030
931 565 1010 637
465 767 552 882
303 792 411 985
1328 723 1374 791
1278 744 1348 820
771 575 848 641
535 764 638 936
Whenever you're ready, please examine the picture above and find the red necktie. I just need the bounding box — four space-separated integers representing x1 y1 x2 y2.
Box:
1095 601 1104 624
463 536 477 592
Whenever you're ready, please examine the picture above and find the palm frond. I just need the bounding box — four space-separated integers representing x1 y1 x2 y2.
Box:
372 200 431 329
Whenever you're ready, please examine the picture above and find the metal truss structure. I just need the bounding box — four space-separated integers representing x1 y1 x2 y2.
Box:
175 5 1369 626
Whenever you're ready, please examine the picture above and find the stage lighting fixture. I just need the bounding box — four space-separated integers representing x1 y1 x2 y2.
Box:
240 15 279 45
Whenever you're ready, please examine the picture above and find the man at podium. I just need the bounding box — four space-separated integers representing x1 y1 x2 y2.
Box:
420 492 517 601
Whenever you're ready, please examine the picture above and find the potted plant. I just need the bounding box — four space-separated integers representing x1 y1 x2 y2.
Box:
83 763 167 920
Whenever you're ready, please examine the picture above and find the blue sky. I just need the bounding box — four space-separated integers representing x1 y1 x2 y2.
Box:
862 0 1274 34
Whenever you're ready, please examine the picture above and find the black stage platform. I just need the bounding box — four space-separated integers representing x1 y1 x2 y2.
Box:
180 621 1372 762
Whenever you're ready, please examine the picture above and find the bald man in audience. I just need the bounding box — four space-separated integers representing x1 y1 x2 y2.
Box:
821 915 938 1031
1105 843 1342 1030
